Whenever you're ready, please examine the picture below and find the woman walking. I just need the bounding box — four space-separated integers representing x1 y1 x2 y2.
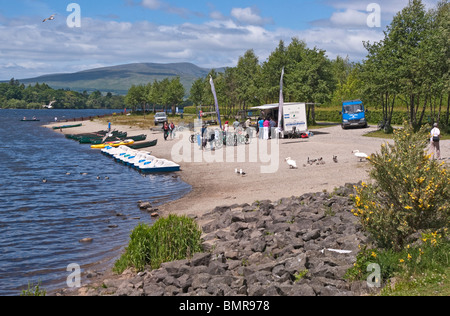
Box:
430 123 441 160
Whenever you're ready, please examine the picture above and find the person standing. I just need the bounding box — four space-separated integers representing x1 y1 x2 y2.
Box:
258 117 264 140
269 117 276 139
263 118 270 140
430 123 441 160
169 122 175 139
233 118 240 131
163 122 170 141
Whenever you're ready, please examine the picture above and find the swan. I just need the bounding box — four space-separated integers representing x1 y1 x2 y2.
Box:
352 150 369 161
285 157 298 169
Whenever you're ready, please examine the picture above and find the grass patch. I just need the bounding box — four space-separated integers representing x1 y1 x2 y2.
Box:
113 215 203 274
364 127 450 140
345 232 450 296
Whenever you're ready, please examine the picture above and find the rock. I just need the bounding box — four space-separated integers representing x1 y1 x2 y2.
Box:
79 238 93 243
302 229 321 242
138 201 152 209
66 183 371 297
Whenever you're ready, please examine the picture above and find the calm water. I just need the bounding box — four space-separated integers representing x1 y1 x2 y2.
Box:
0 109 191 296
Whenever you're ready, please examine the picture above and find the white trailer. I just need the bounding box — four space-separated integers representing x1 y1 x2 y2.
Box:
283 103 307 133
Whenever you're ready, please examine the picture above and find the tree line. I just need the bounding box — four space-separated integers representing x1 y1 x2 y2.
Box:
0 79 125 109
184 0 448 130
124 77 186 116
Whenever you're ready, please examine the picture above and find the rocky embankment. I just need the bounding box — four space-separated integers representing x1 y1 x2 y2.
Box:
71 183 378 296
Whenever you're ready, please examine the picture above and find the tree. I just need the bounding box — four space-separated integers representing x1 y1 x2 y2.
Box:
166 77 185 115
189 78 205 108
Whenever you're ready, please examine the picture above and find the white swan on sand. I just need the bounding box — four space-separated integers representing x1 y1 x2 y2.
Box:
352 150 369 161
285 157 298 169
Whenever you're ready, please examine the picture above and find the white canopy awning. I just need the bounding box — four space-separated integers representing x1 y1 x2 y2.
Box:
250 102 305 110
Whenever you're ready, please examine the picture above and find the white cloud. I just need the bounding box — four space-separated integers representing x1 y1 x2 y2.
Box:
0 7 385 80
231 7 273 26
330 9 369 27
140 0 161 10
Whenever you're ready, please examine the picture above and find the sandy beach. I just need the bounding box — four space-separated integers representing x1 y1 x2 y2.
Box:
46 119 449 222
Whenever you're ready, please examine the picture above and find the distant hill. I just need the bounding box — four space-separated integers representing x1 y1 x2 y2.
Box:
14 62 224 95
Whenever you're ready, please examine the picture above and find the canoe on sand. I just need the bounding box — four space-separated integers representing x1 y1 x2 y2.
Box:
91 139 135 149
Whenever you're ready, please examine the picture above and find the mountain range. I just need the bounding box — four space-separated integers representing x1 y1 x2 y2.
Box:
13 62 224 95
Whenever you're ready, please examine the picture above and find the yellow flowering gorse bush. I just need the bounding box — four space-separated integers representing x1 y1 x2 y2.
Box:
352 123 449 251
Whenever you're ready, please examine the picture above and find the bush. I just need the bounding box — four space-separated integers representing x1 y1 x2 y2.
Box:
352 122 450 251
345 232 450 284
114 215 203 274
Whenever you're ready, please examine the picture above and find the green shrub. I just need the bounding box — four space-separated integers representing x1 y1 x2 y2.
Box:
20 281 46 296
114 215 203 273
345 232 450 284
352 122 450 251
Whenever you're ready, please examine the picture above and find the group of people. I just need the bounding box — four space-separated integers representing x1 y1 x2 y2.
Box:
162 121 176 141
257 117 277 140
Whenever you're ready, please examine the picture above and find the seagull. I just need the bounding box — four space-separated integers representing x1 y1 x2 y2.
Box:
352 150 369 162
333 155 338 163
239 169 246 176
285 157 298 169
43 14 56 23
43 100 56 109
42 178 48 183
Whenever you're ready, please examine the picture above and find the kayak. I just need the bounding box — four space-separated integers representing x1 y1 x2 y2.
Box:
52 123 83 130
129 139 158 149
91 139 135 149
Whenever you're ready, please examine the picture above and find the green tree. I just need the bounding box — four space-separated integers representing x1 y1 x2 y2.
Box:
166 77 185 115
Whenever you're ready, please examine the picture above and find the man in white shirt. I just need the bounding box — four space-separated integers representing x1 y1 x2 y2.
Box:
430 123 441 160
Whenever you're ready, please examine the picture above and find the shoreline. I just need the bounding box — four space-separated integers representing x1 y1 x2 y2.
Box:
43 119 448 295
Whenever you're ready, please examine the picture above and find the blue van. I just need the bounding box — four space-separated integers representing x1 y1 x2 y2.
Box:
340 100 368 129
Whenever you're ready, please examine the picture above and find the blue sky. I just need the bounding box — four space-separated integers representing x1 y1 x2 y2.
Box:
0 0 440 80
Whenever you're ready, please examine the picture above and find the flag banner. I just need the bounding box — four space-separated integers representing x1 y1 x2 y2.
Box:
209 76 222 129
278 67 285 130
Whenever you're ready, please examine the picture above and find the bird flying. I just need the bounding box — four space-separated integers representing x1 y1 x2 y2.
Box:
43 14 56 22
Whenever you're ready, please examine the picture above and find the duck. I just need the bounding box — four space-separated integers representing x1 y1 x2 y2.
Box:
42 178 48 183
352 150 369 162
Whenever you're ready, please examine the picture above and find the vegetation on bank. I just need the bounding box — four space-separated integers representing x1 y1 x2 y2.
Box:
346 123 450 295
113 215 203 274
0 79 125 109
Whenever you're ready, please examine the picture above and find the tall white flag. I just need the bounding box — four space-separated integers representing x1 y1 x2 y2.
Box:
278 67 285 130
209 75 222 129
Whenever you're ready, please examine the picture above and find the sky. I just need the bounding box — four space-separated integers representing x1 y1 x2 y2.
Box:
0 0 441 80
